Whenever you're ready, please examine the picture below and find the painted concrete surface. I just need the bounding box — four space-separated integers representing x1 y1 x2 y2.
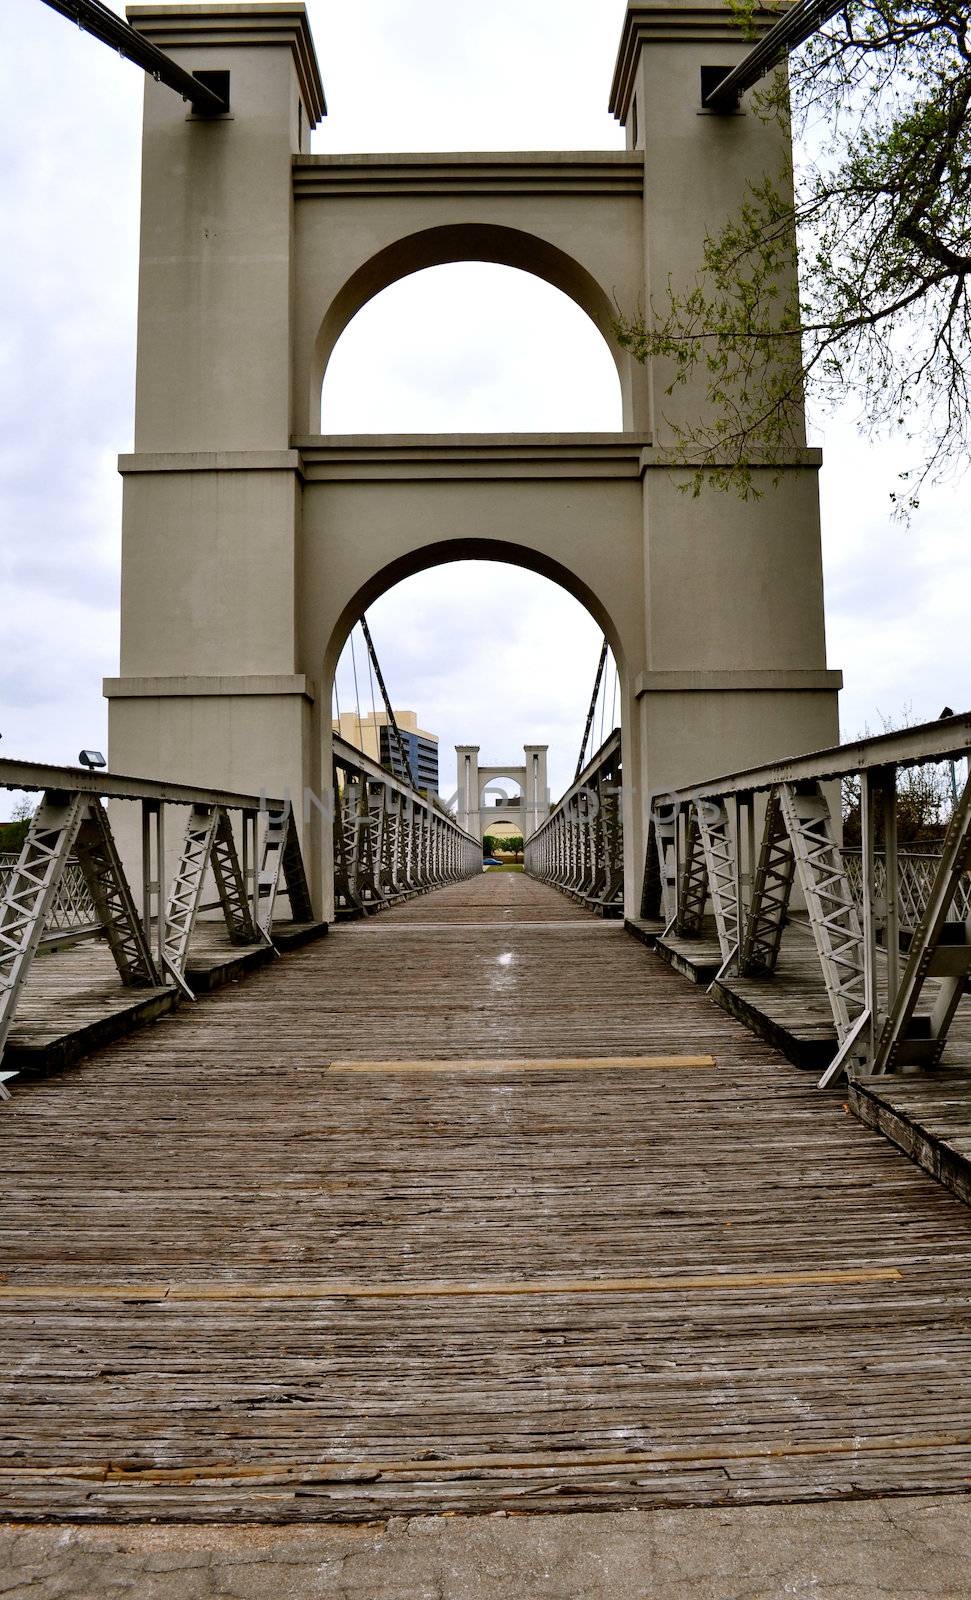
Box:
4 1497 971 1598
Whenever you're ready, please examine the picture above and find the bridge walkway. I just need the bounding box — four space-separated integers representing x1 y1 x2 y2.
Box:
2 872 971 1522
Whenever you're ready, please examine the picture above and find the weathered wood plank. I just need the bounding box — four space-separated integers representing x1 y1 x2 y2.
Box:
652 912 971 1200
0 1267 903 1301
326 1055 718 1073
3 919 327 1074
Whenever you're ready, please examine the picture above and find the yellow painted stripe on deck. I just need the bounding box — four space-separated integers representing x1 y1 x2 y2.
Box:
326 1055 717 1073
0 1429 959 1486
0 1267 902 1302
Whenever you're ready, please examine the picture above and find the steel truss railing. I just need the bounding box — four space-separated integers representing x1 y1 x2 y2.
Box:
332 737 481 918
841 850 971 931
524 730 624 916
0 759 311 1063
648 712 971 1086
0 854 97 940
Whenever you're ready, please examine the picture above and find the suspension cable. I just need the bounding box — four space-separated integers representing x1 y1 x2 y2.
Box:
575 636 609 781
598 658 608 750
38 0 228 113
359 615 412 781
701 0 844 111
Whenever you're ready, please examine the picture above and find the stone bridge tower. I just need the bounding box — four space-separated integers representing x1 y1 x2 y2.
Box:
107 2 841 919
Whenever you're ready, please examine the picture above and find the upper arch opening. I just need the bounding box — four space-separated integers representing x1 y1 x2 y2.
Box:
312 223 629 433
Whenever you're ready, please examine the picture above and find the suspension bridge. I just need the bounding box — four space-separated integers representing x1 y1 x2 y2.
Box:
2 0 971 1567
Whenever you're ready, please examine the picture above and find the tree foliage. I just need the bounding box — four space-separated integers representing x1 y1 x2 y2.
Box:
0 797 34 853
841 709 957 844
616 1 971 503
482 833 524 857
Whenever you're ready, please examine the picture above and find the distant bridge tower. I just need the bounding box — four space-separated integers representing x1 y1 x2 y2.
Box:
456 745 549 840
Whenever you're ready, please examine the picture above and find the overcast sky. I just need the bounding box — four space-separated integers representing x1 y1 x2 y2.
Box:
2 0 970 814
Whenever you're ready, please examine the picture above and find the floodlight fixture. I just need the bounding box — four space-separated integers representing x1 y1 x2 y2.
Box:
78 750 107 770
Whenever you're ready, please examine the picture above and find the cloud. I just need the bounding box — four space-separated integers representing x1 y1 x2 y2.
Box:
816 417 971 739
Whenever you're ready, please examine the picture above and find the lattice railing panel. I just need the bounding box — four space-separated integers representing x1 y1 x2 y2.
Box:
524 731 624 915
0 854 95 933
648 712 971 1085
842 850 971 929
332 742 481 918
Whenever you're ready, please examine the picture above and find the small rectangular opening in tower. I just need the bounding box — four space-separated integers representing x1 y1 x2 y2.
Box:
700 65 740 112
191 70 231 115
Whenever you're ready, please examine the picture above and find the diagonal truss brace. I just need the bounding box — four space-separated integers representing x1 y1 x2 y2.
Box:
674 800 739 955
211 808 259 946
0 790 159 1060
74 801 158 987
163 806 218 976
739 788 796 977
599 777 625 910
333 780 362 915
0 792 88 1059
694 799 739 963
373 783 397 900
164 805 258 976
676 809 709 936
257 806 314 935
871 771 971 1075
778 782 866 1042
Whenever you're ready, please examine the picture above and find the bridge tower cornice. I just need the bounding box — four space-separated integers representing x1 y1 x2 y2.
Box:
610 1 782 124
127 4 325 123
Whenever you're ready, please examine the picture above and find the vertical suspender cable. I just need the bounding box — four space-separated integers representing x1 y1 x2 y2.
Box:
598 658 608 749
349 629 365 752
366 642 380 758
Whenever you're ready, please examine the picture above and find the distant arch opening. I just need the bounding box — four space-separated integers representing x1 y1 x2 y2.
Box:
321 545 629 916
327 554 620 810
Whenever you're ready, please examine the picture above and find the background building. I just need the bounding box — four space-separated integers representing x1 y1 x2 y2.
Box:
334 709 439 793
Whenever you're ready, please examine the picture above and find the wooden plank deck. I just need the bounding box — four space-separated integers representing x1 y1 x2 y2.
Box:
851 1075 971 1208
657 918 971 1071
3 872 971 1523
655 917 843 1065
4 918 327 1076
653 915 971 1206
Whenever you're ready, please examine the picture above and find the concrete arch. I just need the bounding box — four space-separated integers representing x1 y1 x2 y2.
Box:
309 224 629 432
317 543 609 900
480 774 525 797
321 538 629 692
473 761 540 846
